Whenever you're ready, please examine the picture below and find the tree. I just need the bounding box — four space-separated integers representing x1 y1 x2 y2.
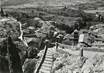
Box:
1 8 4 16
7 36 23 73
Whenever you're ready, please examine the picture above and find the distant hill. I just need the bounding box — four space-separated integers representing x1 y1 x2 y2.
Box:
1 0 104 10
1 0 90 8
1 0 34 6
76 0 104 10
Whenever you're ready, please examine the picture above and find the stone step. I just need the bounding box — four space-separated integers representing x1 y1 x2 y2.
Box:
48 49 56 51
47 49 56 52
46 54 52 56
39 69 50 73
45 55 53 58
48 48 55 50
45 54 53 58
41 66 51 71
43 61 52 64
42 63 52 67
46 52 53 54
42 64 52 68
45 58 53 61
47 52 54 54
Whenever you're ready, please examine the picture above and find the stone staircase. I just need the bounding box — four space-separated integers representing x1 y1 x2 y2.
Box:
39 47 56 73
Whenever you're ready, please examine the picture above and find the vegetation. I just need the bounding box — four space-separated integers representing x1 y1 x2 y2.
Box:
1 1 104 72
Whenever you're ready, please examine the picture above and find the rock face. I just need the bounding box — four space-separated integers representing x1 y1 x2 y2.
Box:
52 46 104 73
